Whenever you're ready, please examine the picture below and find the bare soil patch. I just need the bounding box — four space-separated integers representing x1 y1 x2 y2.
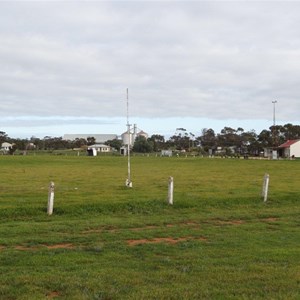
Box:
127 236 207 246
47 291 60 299
82 222 200 235
45 243 74 249
15 243 74 251
15 245 39 251
261 217 279 222
182 221 199 226
214 219 245 226
130 225 158 231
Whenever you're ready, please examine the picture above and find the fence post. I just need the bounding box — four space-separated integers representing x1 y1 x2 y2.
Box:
47 181 55 215
262 174 269 202
168 176 174 205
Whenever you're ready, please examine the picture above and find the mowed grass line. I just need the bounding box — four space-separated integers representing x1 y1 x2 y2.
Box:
0 155 299 299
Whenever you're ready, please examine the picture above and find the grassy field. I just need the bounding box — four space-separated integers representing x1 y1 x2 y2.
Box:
0 155 299 299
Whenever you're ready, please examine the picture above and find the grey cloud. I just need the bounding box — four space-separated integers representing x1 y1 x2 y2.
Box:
0 1 299 126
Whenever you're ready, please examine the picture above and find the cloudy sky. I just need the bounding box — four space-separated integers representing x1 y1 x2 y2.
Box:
0 1 299 138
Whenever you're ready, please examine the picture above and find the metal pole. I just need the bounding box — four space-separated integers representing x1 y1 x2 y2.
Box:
272 100 277 149
126 88 132 187
272 100 277 127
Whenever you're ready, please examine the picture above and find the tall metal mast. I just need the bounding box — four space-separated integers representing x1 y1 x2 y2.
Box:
126 88 132 187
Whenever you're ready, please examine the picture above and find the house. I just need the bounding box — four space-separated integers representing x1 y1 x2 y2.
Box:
1 142 13 151
278 139 300 158
263 147 278 159
87 144 112 153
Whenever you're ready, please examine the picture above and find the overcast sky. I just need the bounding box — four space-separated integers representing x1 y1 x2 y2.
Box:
0 1 299 138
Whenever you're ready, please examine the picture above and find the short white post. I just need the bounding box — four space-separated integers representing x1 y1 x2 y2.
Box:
262 174 269 202
47 181 55 215
168 176 174 205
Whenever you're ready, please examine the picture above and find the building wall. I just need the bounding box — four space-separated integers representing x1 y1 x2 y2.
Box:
291 142 300 158
88 144 111 153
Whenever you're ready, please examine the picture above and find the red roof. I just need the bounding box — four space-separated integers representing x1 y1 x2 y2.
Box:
278 139 300 148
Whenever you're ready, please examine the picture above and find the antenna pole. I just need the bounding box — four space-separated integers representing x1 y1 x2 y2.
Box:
126 88 132 187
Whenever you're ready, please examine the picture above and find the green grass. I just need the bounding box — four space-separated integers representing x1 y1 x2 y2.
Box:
0 155 299 299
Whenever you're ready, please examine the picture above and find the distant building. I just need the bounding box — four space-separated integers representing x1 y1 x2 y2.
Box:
63 134 118 144
1 142 13 151
137 130 148 139
120 146 128 156
121 124 148 146
87 144 112 153
161 150 172 157
278 139 300 158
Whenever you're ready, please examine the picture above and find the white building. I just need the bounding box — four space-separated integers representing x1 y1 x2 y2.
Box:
87 144 112 153
121 124 148 146
278 139 300 158
1 142 12 151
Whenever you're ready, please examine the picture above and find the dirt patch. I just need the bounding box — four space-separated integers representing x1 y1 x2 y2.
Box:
83 226 118 234
130 225 158 231
15 245 39 251
182 221 199 226
127 236 207 246
261 217 279 222
15 243 74 251
0 245 6 251
45 243 74 249
214 219 245 226
82 229 103 234
47 291 60 299
127 222 200 232
127 237 187 246
82 222 201 235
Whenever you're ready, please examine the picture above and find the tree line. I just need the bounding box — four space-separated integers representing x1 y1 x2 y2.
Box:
1 123 300 155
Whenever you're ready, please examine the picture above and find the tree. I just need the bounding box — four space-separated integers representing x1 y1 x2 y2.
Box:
281 123 300 140
167 128 190 151
258 129 273 148
148 134 165 152
198 128 216 151
0 131 8 145
167 135 189 151
240 130 259 155
87 137 96 146
73 138 87 149
132 136 153 153
217 127 241 148
105 138 122 151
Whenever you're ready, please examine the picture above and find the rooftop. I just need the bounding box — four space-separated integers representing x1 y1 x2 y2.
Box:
278 139 300 148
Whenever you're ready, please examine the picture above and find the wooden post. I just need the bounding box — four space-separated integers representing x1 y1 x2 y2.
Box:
262 174 269 202
47 181 55 215
168 176 174 205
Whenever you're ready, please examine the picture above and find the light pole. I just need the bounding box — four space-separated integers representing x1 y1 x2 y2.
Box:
126 88 132 188
272 100 278 157
272 100 277 127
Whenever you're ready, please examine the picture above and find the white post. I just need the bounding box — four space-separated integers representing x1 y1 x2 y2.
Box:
168 176 174 205
47 181 55 215
262 174 269 202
